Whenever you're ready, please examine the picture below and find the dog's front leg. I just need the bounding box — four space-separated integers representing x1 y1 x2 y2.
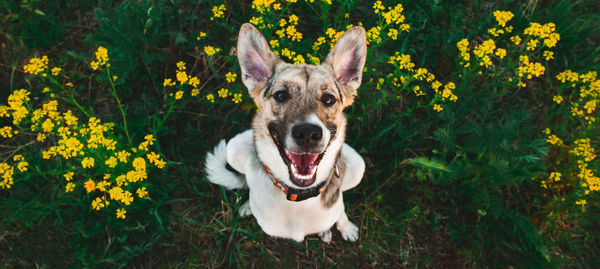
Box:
336 211 359 241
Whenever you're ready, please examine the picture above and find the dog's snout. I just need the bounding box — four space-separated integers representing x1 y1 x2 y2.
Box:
292 124 322 147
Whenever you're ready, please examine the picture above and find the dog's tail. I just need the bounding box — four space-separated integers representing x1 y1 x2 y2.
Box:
205 140 246 190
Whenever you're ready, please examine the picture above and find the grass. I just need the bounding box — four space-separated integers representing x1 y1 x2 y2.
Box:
1 0 600 267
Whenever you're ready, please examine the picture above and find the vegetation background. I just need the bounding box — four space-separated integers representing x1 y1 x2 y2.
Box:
1 0 599 267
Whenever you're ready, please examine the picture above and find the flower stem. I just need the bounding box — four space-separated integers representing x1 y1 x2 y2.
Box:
106 67 131 146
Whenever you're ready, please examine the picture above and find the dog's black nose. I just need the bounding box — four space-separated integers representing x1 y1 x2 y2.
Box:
292 124 322 147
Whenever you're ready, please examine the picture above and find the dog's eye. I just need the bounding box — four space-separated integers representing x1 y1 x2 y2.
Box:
273 91 290 103
321 94 336 106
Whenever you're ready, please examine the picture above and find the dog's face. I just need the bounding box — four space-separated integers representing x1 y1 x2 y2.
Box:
237 23 366 187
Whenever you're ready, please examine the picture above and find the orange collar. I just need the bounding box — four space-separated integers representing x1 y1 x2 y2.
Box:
262 163 337 202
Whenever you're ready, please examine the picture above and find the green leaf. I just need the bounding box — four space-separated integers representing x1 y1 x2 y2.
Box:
405 157 451 173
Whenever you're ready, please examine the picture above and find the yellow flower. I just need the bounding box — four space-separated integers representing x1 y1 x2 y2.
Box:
526 39 538 51
226 72 237 83
250 16 264 28
553 95 563 104
82 157 95 168
366 26 382 45
546 134 563 146
65 182 75 192
92 197 109 210
210 4 226 20
116 208 126 219
433 104 443 112
387 28 398 40
51 67 62 76
133 157 146 171
492 10 514 27
372 1 385 14
543 51 554 61
189 76 200 87
175 90 184 100
36 133 46 142
556 70 579 83
510 35 522 46
0 126 15 138
288 14 299 25
293 54 305 64
191 88 200 96
495 48 507 59
23 56 49 75
84 179 96 193
196 32 207 40
117 150 131 163
232 93 243 104
576 199 587 206
549 172 562 182
64 172 74 181
16 161 28 172
388 52 415 71
206 93 215 103
204 46 220 56
163 78 176 87
90 47 109 70
381 3 406 25
42 118 55 133
122 191 134 205
218 88 229 98
176 61 186 70
176 70 188 84
136 187 148 198
286 25 303 42
97 180 111 192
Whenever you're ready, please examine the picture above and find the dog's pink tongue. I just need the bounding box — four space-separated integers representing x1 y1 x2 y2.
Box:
288 153 319 173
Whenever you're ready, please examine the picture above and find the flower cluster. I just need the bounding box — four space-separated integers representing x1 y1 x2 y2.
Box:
457 10 559 88
370 1 409 45
487 10 514 37
542 69 599 207
90 46 109 70
556 70 599 125
163 61 201 100
210 4 226 21
0 87 166 219
388 52 457 111
23 56 49 76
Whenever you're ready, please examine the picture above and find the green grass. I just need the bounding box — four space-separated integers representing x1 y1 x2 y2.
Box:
1 0 600 267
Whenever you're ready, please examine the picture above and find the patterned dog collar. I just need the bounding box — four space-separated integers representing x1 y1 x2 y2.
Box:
262 163 338 202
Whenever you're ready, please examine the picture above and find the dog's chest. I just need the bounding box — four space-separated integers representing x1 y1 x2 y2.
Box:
245 163 343 241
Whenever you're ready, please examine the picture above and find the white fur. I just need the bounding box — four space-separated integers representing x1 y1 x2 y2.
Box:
205 140 246 190
226 129 254 173
216 129 363 242
340 144 365 191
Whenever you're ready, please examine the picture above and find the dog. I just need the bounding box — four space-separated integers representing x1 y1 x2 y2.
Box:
205 23 366 243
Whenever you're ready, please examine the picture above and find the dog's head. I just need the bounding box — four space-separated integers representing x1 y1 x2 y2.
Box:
237 23 366 188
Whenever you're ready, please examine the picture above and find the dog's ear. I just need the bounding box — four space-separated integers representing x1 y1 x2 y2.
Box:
237 23 280 98
325 26 367 106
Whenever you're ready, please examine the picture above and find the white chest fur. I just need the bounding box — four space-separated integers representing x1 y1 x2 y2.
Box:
244 159 344 242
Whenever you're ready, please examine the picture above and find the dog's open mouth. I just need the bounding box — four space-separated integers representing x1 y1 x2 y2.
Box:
269 128 324 187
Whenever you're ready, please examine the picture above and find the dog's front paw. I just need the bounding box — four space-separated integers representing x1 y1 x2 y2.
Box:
239 200 252 218
338 220 359 242
318 230 332 243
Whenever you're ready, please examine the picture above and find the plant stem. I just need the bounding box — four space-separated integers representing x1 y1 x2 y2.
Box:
156 99 175 133
106 67 131 146
48 76 91 118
